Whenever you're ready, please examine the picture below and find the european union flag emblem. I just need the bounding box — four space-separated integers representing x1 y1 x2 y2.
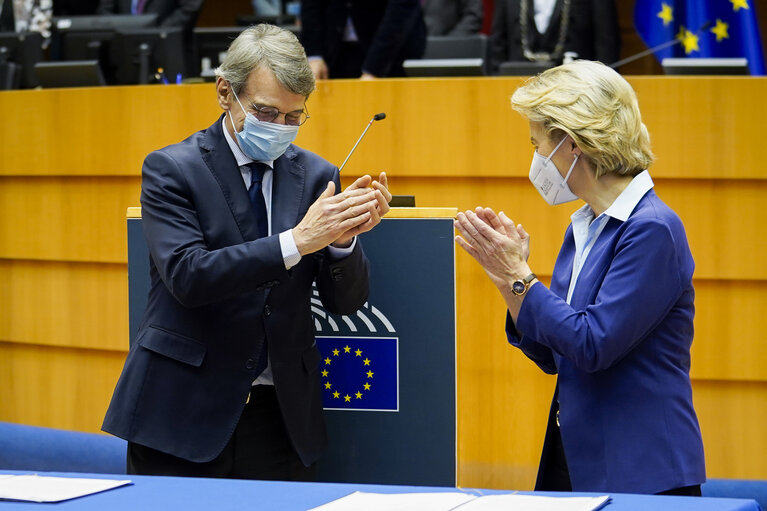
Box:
634 0 765 75
316 336 398 411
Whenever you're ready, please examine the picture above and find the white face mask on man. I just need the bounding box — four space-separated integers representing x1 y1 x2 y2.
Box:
229 88 299 162
528 135 579 205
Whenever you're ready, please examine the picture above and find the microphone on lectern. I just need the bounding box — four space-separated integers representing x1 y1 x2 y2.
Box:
338 113 386 172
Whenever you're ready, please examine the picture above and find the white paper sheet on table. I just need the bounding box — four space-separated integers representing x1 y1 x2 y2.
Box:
456 494 611 510
0 474 132 503
309 491 611 511
309 491 476 511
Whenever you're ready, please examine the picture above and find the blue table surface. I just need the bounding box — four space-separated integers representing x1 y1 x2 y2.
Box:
0 471 762 511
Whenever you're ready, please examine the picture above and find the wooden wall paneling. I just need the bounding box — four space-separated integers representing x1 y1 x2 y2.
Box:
692 280 767 382
455 257 555 490
307 78 766 180
0 176 141 262
693 380 767 478
632 78 767 180
303 78 535 178
1 78 764 179
0 87 219 176
376 176 767 281
0 341 126 433
0 260 128 352
656 178 767 279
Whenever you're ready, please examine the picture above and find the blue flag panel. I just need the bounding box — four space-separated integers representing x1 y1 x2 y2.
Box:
316 336 398 411
634 0 765 75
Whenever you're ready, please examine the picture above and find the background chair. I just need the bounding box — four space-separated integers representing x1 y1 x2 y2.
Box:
0 421 126 474
403 34 488 77
702 478 767 510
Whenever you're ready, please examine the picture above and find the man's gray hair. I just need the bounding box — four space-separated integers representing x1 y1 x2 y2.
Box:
215 24 315 98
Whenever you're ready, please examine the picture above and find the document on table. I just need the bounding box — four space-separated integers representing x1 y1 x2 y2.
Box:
453 494 611 510
309 492 476 511
0 474 132 503
309 491 611 511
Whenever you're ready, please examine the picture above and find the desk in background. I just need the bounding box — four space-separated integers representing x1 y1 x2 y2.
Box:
0 471 762 511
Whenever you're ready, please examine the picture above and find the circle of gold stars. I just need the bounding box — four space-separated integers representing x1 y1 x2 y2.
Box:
322 344 374 403
655 1 744 55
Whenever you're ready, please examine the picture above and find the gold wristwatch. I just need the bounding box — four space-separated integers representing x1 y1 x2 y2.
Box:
511 273 537 296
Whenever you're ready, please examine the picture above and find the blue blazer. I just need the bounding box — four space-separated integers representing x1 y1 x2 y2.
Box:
508 189 705 493
102 116 370 466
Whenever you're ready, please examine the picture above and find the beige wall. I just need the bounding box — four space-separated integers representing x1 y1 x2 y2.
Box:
1 76 765 489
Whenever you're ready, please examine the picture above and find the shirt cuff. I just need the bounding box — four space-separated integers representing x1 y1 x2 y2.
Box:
327 237 356 259
280 230 302 270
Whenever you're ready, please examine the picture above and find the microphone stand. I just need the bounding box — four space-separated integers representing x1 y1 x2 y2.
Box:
339 113 385 172
609 21 712 70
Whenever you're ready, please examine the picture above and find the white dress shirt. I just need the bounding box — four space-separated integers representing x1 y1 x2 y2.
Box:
534 0 558 34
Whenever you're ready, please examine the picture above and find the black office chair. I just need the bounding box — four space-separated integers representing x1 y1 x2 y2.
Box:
403 34 488 77
0 46 19 89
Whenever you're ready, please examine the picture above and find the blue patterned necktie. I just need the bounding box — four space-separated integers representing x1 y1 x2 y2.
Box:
246 162 269 378
247 162 269 239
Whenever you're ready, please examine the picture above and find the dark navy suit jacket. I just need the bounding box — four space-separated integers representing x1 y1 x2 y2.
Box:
507 189 706 493
300 0 426 77
102 116 370 466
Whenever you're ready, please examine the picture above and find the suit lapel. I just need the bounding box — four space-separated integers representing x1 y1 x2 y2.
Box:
199 119 307 243
271 146 306 235
200 115 261 241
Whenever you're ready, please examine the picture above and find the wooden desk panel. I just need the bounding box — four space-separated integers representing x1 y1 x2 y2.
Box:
1 176 765 282
1 77 764 179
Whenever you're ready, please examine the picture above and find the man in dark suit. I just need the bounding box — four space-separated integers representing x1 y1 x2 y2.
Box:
489 0 620 73
96 0 204 31
300 0 426 79
102 24 391 480
423 0 483 36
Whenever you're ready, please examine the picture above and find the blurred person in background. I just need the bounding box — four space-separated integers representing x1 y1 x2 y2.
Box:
489 0 619 73
1 0 53 44
96 0 204 31
423 0 483 36
301 0 426 79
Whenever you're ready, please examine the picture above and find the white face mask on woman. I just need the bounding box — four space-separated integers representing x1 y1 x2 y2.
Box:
528 136 579 205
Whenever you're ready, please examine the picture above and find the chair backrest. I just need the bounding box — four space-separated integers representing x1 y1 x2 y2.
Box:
0 421 126 474
702 478 767 509
422 34 487 60
403 34 489 77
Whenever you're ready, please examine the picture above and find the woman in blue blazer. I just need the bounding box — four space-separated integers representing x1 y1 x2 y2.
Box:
454 60 705 495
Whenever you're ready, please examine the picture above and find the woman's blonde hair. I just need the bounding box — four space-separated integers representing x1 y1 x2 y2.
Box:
511 60 653 178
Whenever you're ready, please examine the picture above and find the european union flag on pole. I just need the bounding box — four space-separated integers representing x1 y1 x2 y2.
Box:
316 336 398 411
634 0 765 75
